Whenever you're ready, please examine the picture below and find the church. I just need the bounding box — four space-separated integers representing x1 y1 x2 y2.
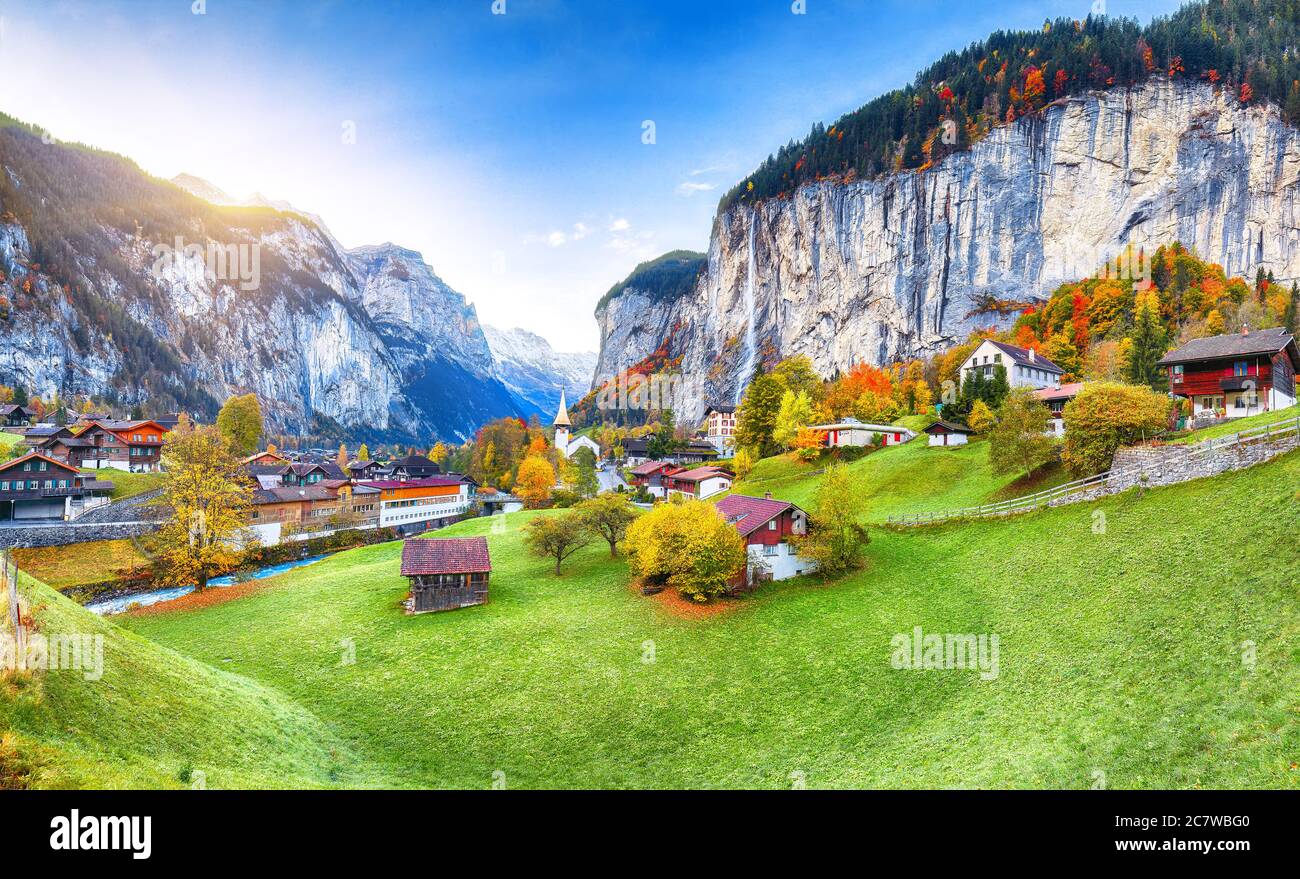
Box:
552 391 602 459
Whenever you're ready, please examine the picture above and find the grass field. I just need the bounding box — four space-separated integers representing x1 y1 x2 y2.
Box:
80 468 166 500
1171 405 1299 444
12 539 151 590
2 447 1290 788
0 430 25 458
730 437 1065 522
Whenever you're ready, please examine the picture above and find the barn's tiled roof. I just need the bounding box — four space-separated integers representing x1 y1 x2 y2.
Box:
924 420 974 434
400 537 491 576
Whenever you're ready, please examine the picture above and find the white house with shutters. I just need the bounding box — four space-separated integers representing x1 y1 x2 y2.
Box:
961 340 1063 390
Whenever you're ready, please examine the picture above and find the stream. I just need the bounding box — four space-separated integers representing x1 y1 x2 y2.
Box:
85 554 328 615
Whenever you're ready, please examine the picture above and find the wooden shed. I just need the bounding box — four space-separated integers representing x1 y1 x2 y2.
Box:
399 537 491 614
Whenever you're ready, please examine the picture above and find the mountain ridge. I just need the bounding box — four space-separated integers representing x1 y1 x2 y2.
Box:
0 128 526 441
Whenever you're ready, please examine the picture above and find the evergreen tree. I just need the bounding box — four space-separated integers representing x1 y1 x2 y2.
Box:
1287 283 1299 335
1127 290 1167 389
986 364 1011 406
734 369 785 458
11 385 27 406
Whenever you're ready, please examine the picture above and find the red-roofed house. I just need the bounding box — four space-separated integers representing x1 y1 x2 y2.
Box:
663 465 734 500
628 460 676 498
715 492 816 585
1034 382 1085 437
399 537 491 613
0 452 114 521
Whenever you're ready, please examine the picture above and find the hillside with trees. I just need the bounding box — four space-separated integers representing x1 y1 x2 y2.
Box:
720 0 1300 212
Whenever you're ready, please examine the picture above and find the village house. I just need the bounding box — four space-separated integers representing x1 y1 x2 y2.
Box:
701 404 737 455
806 416 915 448
360 474 476 533
662 465 734 500
347 458 386 480
716 492 817 586
280 461 348 486
665 440 721 465
63 419 170 472
622 436 651 466
924 420 974 446
1157 326 1298 419
241 450 288 467
389 454 441 481
0 452 114 521
1033 382 1085 437
551 392 601 460
0 404 38 427
628 459 676 497
961 339 1063 390
399 536 491 614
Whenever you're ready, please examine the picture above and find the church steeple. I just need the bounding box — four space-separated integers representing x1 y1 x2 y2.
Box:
553 390 571 427
553 390 572 456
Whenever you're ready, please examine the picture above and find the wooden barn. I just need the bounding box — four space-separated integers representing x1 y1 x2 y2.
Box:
399 537 491 614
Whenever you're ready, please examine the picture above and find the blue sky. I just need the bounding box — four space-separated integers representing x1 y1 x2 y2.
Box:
1 0 1183 350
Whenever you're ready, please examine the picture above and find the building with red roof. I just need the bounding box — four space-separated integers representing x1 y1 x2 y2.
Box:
715 492 817 585
399 537 491 613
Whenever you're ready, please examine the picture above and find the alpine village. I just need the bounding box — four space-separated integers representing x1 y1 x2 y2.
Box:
2 0 1298 792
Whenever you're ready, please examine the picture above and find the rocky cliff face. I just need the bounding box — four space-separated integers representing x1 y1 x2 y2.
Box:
482 325 596 419
595 79 1300 422
0 129 524 441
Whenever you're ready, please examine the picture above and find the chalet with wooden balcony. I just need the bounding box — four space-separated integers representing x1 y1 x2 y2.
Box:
0 404 38 427
1157 327 1299 418
0 452 114 521
69 420 171 472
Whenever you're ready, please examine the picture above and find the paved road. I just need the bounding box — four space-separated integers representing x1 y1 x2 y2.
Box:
596 467 628 494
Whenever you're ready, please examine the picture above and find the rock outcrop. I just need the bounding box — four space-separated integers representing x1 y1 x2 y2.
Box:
596 79 1300 422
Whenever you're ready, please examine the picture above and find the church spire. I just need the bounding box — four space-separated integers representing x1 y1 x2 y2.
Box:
553 390 571 427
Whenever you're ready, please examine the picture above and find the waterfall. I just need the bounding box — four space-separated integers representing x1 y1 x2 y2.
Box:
734 211 758 405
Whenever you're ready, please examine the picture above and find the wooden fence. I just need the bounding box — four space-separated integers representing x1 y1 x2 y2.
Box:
2 549 27 669
887 415 1300 527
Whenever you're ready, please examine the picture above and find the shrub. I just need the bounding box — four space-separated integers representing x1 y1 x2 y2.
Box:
793 462 869 579
988 388 1054 478
1061 382 1169 476
624 500 746 602
523 512 593 575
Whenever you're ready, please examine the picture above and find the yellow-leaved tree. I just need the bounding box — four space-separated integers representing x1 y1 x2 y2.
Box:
624 500 746 602
515 455 556 508
154 418 253 592
216 393 263 456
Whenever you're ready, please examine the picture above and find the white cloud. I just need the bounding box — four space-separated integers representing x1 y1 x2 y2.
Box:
608 217 630 232
546 230 567 247
676 181 716 197
572 221 590 240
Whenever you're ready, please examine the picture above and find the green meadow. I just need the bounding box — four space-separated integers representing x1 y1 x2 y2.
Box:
2 441 1297 789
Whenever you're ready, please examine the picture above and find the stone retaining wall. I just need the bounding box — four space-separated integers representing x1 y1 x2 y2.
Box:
0 520 161 550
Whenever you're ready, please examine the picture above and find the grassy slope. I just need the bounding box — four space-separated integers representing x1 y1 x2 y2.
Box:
115 451 1300 788
0 431 24 459
1171 405 1300 444
732 438 1031 522
13 539 151 590
0 572 387 789
81 468 166 500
